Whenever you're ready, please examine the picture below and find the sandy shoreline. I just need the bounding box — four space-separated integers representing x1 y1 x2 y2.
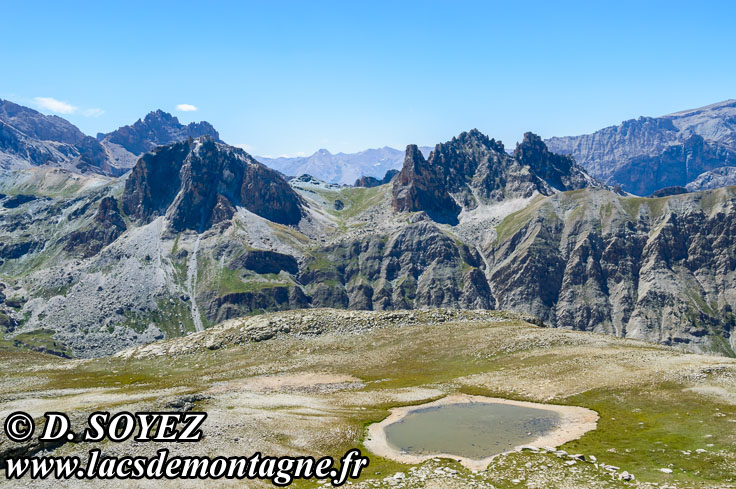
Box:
363 393 599 470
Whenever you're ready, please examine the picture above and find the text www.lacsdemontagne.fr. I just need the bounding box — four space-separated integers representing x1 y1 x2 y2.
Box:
5 447 369 486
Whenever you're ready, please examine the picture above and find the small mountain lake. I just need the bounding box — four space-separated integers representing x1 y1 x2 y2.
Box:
383 401 561 460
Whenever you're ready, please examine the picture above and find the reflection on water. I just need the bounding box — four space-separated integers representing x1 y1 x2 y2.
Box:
384 402 560 460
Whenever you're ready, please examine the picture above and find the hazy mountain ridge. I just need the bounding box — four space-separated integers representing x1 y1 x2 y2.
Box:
257 146 432 185
686 166 736 191
546 99 736 195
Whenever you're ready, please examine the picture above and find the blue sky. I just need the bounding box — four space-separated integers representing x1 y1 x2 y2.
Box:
2 0 734 156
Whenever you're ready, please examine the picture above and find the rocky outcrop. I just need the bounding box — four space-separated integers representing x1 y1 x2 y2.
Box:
354 176 380 188
513 133 591 191
2 194 36 209
392 130 596 223
121 141 189 222
232 250 299 275
391 144 461 223
203 286 309 324
122 138 304 231
354 169 399 187
64 196 126 257
546 100 736 195
649 186 689 198
0 239 43 259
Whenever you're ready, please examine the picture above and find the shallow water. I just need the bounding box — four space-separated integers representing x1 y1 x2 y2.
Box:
384 402 560 460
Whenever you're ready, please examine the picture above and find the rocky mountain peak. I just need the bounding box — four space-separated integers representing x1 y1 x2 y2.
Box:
354 169 399 188
99 109 221 158
143 109 178 125
450 128 505 153
514 132 589 191
122 137 304 232
515 131 546 154
392 129 597 223
391 143 462 224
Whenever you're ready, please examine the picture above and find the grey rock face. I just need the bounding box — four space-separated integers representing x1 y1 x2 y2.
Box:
485 187 736 355
203 286 309 324
233 250 299 275
649 186 689 198
546 100 736 195
300 221 493 311
64 197 126 257
607 135 736 195
687 167 736 191
391 144 461 224
123 138 304 231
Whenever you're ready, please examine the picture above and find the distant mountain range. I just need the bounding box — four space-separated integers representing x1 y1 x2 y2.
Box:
546 100 736 195
257 146 432 185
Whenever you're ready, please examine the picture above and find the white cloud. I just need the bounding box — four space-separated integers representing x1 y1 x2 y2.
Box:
83 108 105 118
34 97 77 114
176 104 198 112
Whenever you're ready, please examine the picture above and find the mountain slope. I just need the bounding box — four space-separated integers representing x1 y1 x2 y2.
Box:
487 187 736 355
0 99 118 175
1 130 735 358
122 137 304 231
546 100 736 195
